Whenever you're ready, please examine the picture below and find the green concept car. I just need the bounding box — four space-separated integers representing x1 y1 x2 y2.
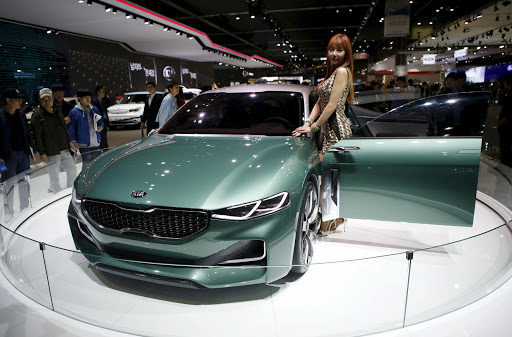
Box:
68 84 489 288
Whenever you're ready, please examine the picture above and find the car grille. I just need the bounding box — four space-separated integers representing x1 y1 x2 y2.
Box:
83 199 208 239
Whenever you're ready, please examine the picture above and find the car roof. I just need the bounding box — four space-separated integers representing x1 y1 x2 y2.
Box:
206 84 314 96
124 91 165 95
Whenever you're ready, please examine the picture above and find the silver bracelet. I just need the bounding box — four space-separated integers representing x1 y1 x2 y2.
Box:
310 123 319 132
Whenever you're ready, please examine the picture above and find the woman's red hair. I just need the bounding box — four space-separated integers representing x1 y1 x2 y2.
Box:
316 34 354 103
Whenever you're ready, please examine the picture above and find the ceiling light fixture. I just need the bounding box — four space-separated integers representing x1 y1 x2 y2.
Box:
78 0 85 3
87 0 92 5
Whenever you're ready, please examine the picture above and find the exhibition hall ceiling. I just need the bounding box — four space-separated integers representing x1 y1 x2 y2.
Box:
0 0 505 70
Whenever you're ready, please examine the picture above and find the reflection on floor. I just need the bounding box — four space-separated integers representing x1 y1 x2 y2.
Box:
1 187 511 337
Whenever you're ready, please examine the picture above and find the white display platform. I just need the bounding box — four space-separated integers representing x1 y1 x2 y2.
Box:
1 158 512 337
1 194 511 337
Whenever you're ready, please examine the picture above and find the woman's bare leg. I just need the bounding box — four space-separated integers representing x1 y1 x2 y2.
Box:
318 151 345 234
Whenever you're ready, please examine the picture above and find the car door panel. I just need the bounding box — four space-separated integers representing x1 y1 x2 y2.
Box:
321 137 482 226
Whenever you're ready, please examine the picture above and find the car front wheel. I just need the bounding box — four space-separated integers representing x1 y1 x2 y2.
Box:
291 180 318 274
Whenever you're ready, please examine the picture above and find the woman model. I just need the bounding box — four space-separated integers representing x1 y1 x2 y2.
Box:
292 33 354 236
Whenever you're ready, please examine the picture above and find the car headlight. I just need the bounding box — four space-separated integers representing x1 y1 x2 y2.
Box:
212 192 290 221
72 187 82 204
129 107 141 112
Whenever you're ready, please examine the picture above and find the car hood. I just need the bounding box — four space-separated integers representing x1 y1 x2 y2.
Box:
107 103 144 112
78 134 316 210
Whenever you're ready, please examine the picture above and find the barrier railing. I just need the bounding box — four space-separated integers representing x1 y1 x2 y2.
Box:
1 149 512 336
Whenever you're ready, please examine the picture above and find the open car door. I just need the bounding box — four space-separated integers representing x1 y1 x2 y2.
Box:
321 92 490 227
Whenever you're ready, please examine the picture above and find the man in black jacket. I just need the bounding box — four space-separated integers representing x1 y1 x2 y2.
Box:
140 81 163 133
0 88 35 216
51 83 74 120
499 74 512 167
92 85 109 148
31 88 77 193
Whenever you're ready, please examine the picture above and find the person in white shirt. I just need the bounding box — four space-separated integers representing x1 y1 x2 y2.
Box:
156 82 180 128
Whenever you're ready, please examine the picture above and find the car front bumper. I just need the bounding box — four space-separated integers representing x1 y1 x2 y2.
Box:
67 197 299 288
108 114 142 126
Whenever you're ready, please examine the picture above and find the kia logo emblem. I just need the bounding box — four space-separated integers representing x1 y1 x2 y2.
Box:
163 66 176 81
130 190 148 198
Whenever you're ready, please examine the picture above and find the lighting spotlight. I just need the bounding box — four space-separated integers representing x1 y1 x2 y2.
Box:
46 29 52 34
144 19 149 24
495 5 499 11
105 6 112 12
87 0 92 5
497 15 500 21
505 26 510 32
78 0 85 3
163 27 169 31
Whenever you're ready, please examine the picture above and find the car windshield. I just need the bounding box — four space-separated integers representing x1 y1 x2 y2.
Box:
118 93 147 104
159 92 303 136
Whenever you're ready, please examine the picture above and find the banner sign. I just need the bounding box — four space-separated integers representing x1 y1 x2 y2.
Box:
384 0 411 37
422 54 436 65
454 49 467 59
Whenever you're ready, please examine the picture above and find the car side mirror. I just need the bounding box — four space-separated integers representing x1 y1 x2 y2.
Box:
148 128 160 135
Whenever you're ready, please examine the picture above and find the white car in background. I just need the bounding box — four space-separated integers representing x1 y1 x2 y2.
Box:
107 91 163 129
180 86 201 102
108 88 201 129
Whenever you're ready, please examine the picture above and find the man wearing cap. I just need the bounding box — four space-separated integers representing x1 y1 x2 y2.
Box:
31 88 77 193
68 89 104 169
0 88 34 216
51 83 74 122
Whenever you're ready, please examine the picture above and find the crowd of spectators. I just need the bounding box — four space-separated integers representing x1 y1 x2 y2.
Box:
357 72 496 98
0 81 184 217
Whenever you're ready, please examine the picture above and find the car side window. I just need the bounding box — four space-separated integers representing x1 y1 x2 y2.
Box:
349 92 490 138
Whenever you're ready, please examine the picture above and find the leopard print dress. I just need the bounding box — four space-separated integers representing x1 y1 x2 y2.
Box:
317 66 352 154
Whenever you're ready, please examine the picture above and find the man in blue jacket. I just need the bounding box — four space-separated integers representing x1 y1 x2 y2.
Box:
68 89 104 169
0 88 34 217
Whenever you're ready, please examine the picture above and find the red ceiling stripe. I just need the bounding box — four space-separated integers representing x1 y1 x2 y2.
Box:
115 0 282 67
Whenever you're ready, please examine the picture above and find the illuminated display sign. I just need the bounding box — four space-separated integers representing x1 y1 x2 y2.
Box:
454 49 467 59
422 54 436 65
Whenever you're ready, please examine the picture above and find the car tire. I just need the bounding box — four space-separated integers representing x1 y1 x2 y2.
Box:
291 180 318 274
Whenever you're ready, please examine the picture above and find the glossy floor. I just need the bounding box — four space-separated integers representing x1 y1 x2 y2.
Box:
1 194 511 337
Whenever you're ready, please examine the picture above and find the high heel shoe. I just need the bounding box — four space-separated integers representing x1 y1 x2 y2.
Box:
317 218 346 237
